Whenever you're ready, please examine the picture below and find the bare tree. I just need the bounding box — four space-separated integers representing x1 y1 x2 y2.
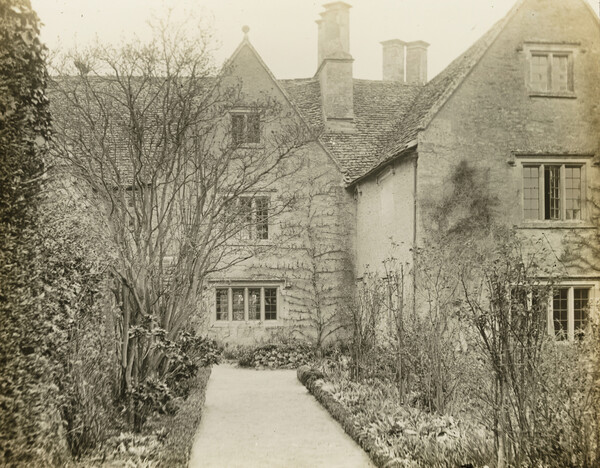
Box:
49 15 312 424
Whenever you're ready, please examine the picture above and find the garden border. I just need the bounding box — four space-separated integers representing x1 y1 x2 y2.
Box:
155 366 212 467
297 366 398 468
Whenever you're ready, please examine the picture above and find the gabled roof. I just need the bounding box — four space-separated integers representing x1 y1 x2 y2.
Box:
375 0 526 165
226 38 346 175
276 0 528 184
280 78 420 180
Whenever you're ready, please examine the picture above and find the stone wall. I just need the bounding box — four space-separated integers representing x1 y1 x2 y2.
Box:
416 0 600 280
204 44 355 345
354 152 416 279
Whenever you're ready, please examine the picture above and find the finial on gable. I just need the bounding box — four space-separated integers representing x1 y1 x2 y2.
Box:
242 25 250 38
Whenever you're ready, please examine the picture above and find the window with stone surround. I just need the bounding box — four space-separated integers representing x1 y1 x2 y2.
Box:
550 286 591 341
214 286 278 322
223 195 270 240
231 111 261 144
524 43 576 97
521 162 585 222
239 196 269 240
510 285 594 341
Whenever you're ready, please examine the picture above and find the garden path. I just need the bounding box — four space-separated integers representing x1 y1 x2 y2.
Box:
188 363 374 468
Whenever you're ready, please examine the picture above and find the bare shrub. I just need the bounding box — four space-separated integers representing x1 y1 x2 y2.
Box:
342 272 387 380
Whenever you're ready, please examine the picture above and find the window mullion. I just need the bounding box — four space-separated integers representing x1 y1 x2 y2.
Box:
547 289 553 336
228 287 233 322
568 286 574 341
260 287 265 321
560 164 566 220
539 164 544 219
582 164 587 220
244 287 249 321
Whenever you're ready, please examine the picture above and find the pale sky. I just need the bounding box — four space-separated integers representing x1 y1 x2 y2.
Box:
31 0 599 80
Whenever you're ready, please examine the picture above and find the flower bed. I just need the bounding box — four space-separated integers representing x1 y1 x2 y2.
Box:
297 365 493 468
238 342 315 369
76 367 212 467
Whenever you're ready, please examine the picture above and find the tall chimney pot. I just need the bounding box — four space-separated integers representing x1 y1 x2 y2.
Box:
381 39 407 82
316 1 355 132
317 2 352 65
406 40 429 84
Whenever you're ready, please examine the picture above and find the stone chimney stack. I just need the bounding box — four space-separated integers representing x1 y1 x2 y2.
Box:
381 39 407 82
316 2 355 132
406 41 429 84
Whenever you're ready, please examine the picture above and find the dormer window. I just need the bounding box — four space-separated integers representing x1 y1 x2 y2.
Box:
524 43 576 97
232 112 261 144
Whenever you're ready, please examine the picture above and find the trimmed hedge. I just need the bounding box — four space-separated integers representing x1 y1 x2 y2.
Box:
297 366 397 468
155 366 212 467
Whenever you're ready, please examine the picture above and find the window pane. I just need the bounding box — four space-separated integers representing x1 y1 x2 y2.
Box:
574 288 589 338
247 114 261 143
239 197 253 239
248 288 261 320
544 165 561 220
255 197 269 240
232 114 244 144
216 289 229 321
523 166 540 219
264 288 277 320
531 288 548 330
553 288 568 339
511 287 528 311
531 54 549 91
553 54 570 92
232 288 245 321
565 166 581 220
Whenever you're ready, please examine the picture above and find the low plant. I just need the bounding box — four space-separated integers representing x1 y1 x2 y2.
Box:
299 360 495 468
76 367 212 467
238 341 315 369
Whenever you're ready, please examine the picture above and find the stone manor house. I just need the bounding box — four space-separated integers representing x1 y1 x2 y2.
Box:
204 0 600 344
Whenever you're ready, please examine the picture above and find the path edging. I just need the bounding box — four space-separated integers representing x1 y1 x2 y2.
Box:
297 366 401 468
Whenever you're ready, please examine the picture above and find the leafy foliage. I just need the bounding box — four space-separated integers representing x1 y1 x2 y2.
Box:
0 0 64 464
298 363 493 468
126 329 220 430
237 341 315 369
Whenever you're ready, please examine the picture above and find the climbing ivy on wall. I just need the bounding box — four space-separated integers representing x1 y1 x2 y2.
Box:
0 0 60 464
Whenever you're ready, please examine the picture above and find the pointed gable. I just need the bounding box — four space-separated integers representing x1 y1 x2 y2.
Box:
347 0 600 184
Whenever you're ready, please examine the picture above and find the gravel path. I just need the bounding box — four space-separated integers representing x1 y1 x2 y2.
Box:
188 363 374 468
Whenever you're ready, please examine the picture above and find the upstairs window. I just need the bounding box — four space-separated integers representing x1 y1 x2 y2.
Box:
239 196 269 240
223 195 270 240
522 163 583 221
524 43 576 97
232 112 261 144
530 53 571 93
